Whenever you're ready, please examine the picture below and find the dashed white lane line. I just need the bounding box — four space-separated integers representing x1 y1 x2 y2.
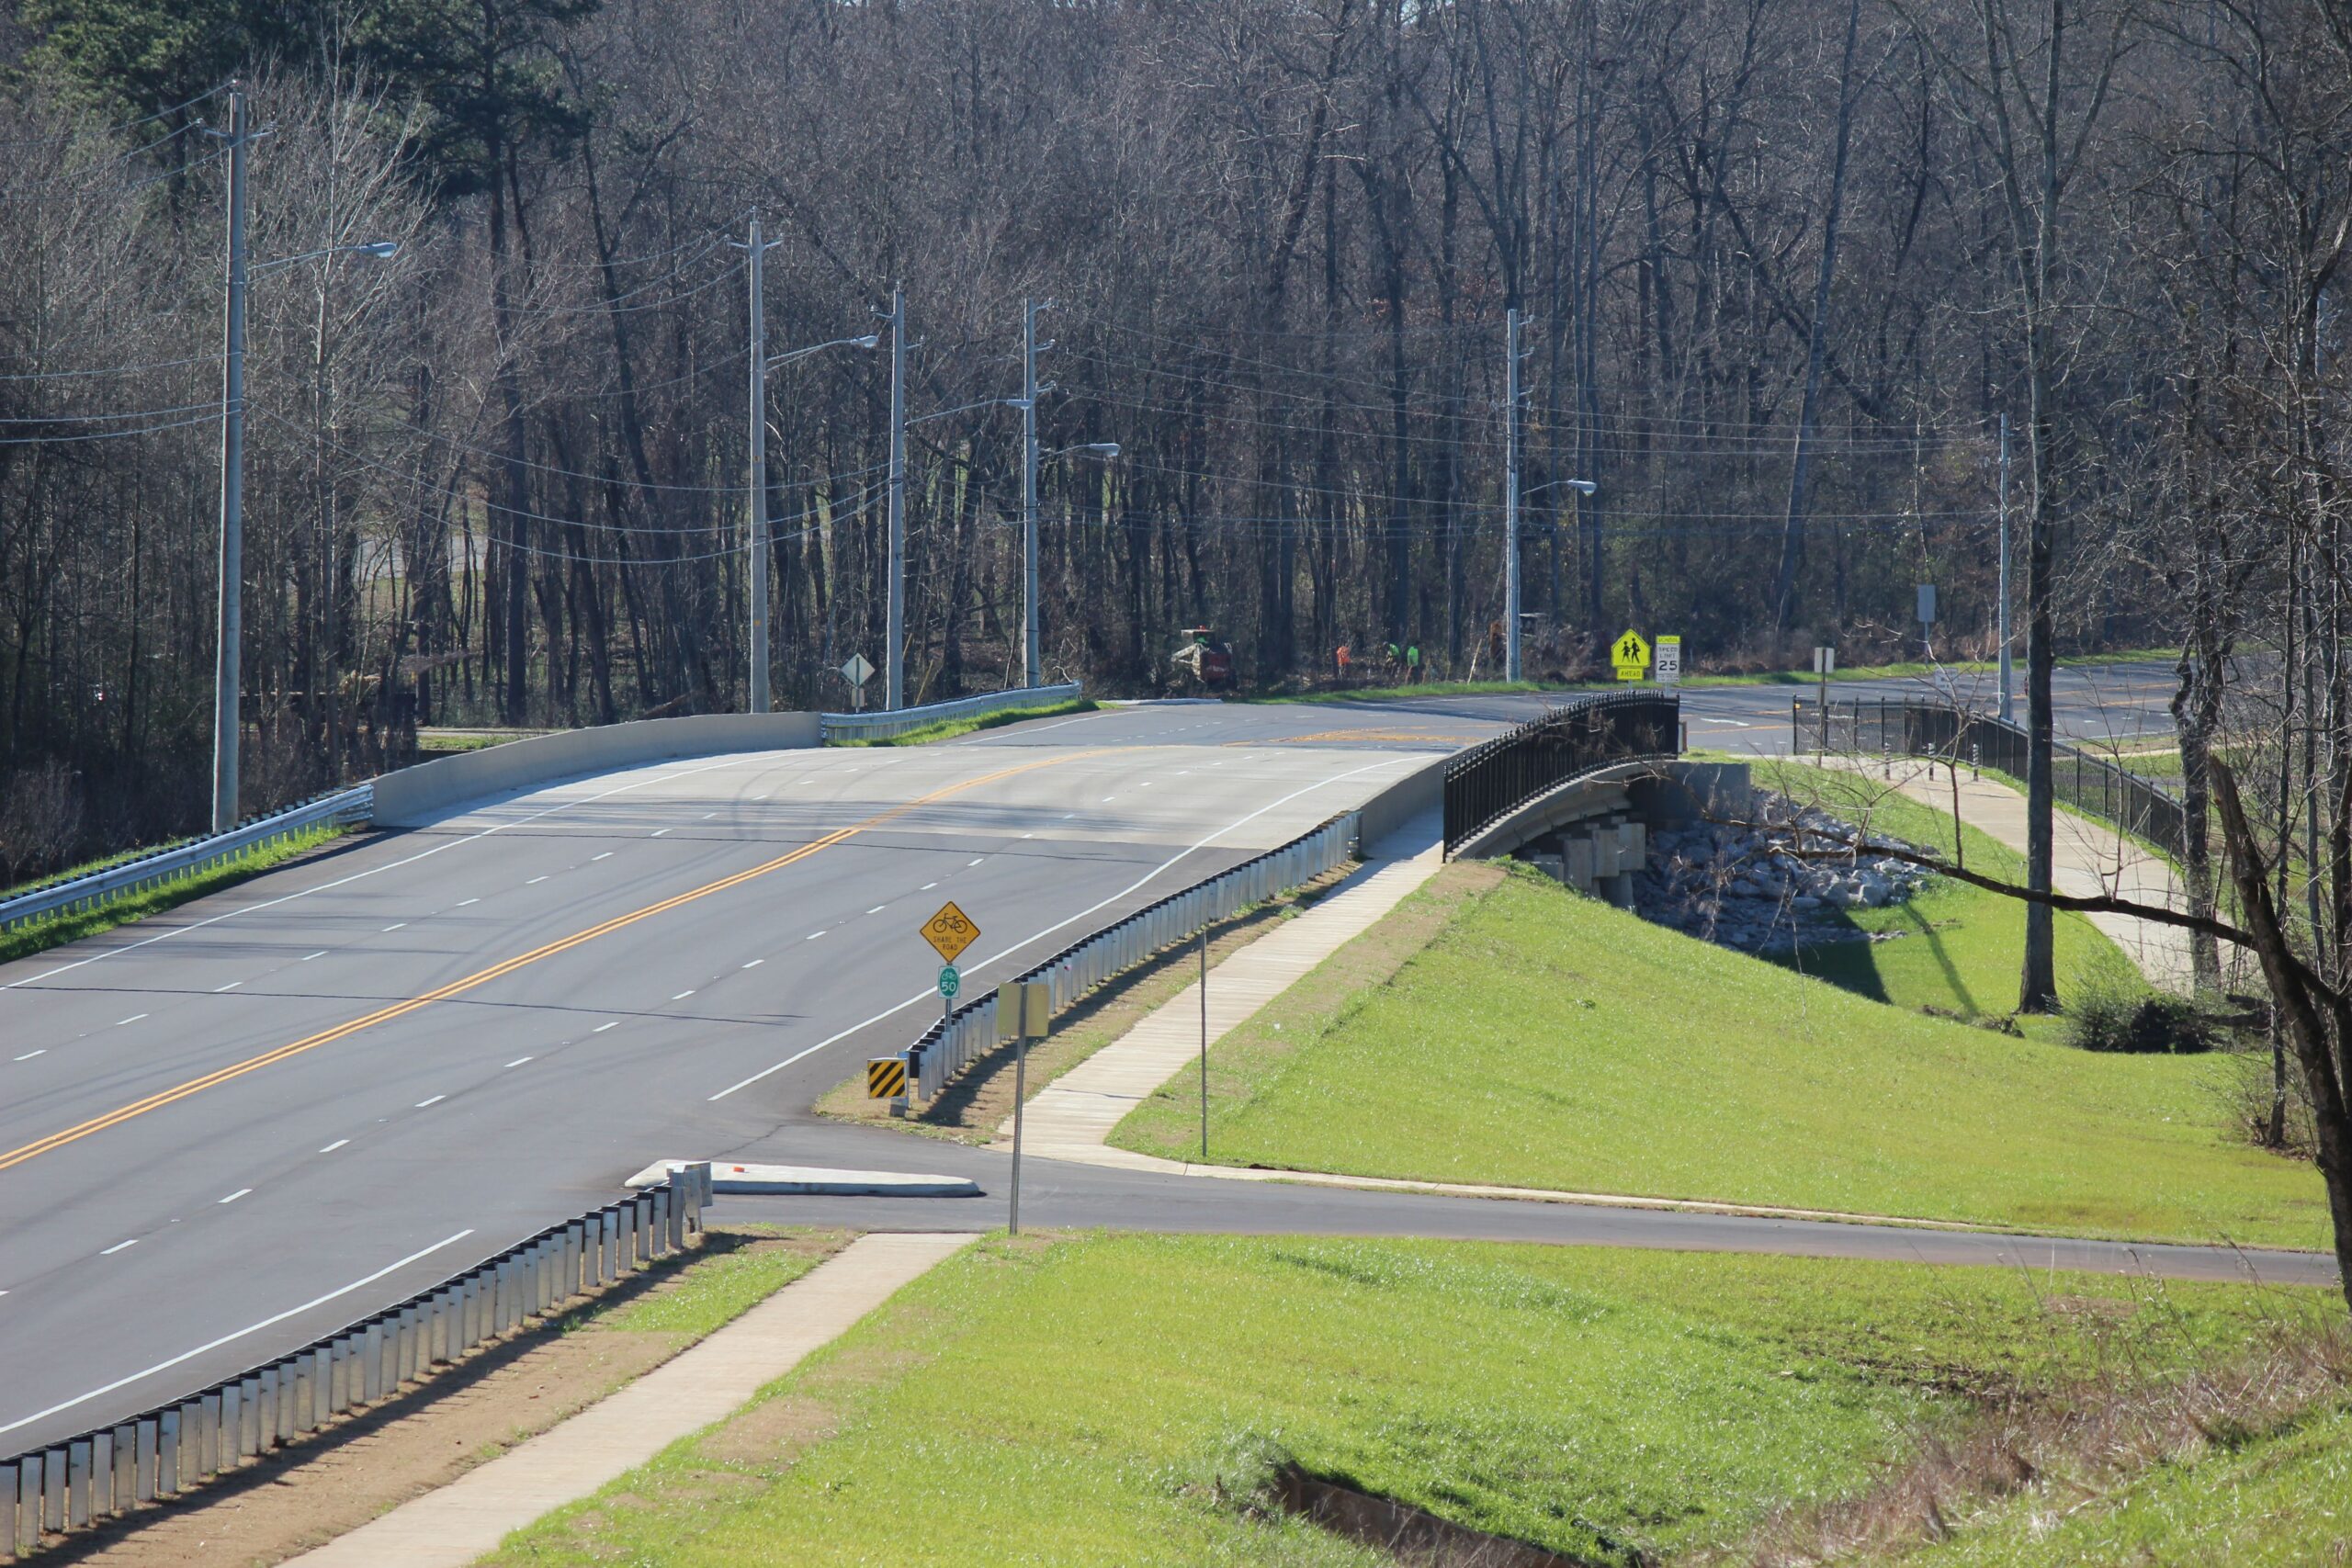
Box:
1063 812 1078 818
505 1056 533 1068
526 875 549 885
213 981 243 993
865 906 885 914
414 1094 446 1109
594 1021 618 1033
382 922 408 931
14 1051 44 1062
318 1139 349 1154
920 882 938 891
218 1189 251 1205
702 812 718 820
99 1240 137 1256
115 1013 148 1026
0 1228 478 1439
967 857 985 866
651 828 673 837
456 898 481 908
742 958 764 969
301 951 327 962
805 931 827 941
1100 795 1115 803
592 852 614 862
671 990 695 1001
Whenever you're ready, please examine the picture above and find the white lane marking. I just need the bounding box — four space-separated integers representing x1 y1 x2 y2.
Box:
592 852 614 862
414 1094 446 1108
1 755 755 992
213 981 243 993
967 857 985 866
0 1229 477 1438
672 990 695 1001
115 1013 148 1026
1100 795 1115 803
526 875 549 885
702 813 718 820
806 931 827 940
100 1240 138 1256
710 753 1415 1101
865 906 885 915
594 1021 617 1033
651 828 673 838
742 958 764 969
318 1139 349 1154
218 1189 251 1205
382 922 408 931
505 1056 533 1068
14 1051 45 1062
920 882 938 891
301 951 327 961
797 778 818 785
1139 781 1154 787
456 898 480 908
1020 832 1035 839
1063 813 1077 819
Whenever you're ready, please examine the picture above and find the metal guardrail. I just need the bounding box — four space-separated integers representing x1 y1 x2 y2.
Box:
1792 697 2188 860
902 811 1361 1100
820 682 1083 744
0 786 376 937
0 1165 714 1558
1442 692 1682 856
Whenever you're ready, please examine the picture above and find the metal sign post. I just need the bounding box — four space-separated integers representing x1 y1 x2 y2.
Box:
1814 645 1835 754
841 652 874 714
1199 924 1209 1158
998 980 1047 1235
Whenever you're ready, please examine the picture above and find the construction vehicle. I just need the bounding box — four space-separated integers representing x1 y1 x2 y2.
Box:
1170 626 1235 690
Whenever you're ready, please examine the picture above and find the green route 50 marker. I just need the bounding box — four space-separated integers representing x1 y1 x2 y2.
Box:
937 964 960 998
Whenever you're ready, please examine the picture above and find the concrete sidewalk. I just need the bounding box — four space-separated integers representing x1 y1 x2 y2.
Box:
285 1231 974 1568
1828 757 2196 991
996 819 1445 1168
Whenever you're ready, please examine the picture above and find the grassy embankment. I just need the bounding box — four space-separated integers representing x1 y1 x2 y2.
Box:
0 821 348 967
828 696 1095 747
1108 807 2320 1245
483 1233 2341 1568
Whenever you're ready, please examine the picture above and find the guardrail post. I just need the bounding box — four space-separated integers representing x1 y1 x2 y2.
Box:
65 1441 89 1529
14 1458 35 1553
111 1423 135 1510
91 1431 115 1521
155 1411 178 1495
218 1382 241 1465
601 1209 620 1281
39 1450 62 1532
237 1377 261 1455
134 1417 157 1500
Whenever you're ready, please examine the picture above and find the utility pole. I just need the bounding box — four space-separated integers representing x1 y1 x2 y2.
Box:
1021 299 1046 689
1504 307 1526 683
745 214 772 714
211 85 249 834
1996 412 2013 723
884 284 908 711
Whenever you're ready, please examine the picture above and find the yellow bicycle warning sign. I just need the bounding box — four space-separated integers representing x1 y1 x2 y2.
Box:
919 901 980 964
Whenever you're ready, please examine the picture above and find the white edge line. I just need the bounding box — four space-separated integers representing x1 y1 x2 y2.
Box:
0 1229 477 1438
707 754 1412 1101
3 754 756 991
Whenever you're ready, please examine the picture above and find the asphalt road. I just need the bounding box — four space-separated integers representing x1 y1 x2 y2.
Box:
0 663 2211 1454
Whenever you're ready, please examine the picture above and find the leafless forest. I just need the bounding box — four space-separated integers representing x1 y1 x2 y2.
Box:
0 0 2335 885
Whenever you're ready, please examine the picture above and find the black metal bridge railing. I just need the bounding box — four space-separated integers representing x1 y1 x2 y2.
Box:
1442 691 1681 855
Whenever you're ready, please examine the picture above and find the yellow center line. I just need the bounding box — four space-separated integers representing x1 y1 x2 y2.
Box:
0 748 1119 1174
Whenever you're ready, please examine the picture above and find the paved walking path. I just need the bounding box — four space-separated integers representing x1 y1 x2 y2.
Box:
996 820 1446 1168
284 1232 974 1568
1829 757 2197 991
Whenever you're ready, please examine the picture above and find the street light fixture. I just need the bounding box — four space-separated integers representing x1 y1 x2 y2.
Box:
1012 301 1123 688
211 85 401 831
742 214 882 714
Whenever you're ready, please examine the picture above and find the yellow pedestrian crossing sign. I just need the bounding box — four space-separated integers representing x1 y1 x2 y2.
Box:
1611 628 1650 681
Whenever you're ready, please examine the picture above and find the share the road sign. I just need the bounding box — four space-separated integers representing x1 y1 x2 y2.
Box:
1611 628 1650 681
920 900 979 964
866 1056 908 1100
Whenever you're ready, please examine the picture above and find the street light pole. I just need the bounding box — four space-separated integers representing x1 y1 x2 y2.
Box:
745 214 772 714
1504 307 1524 683
211 86 249 833
885 283 908 712
1022 299 1043 688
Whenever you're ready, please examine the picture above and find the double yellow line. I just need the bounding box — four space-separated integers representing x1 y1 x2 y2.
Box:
0 749 1108 1175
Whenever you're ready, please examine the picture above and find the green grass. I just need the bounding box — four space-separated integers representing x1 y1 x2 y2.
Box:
830 696 1095 746
1908 1396 2352 1566
484 1234 2329 1568
1254 678 1562 705
1754 761 2144 1037
1 837 197 900
584 1227 837 1339
1110 863 2324 1246
0 823 346 967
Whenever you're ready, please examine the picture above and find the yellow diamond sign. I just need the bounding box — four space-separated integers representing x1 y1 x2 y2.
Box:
1611 627 1651 681
920 900 980 964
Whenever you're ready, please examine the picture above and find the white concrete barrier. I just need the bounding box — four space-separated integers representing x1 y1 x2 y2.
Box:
370 714 820 827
